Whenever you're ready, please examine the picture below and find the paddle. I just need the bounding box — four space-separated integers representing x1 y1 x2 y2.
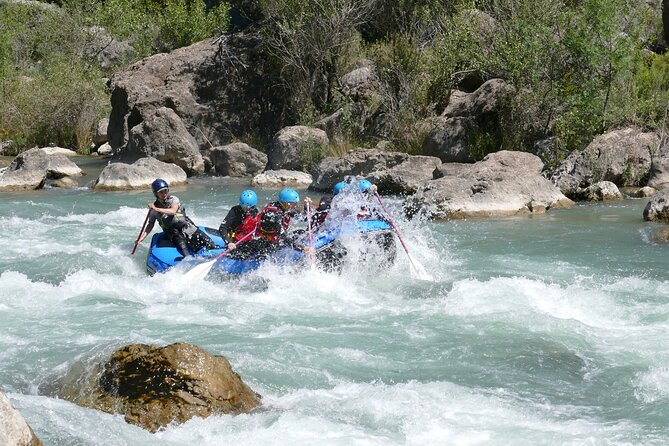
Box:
305 200 316 267
374 191 432 280
131 210 151 255
182 230 255 281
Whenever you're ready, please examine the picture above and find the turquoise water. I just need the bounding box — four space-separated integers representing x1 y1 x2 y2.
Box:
1 169 669 445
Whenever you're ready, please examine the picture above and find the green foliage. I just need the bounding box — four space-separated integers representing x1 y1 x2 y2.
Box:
0 3 108 151
368 33 433 153
66 0 230 56
257 0 376 121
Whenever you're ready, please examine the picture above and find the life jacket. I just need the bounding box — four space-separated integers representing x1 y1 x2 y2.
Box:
256 204 287 243
155 198 190 232
234 213 259 241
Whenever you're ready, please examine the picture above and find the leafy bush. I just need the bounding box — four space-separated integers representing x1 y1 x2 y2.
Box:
0 3 108 152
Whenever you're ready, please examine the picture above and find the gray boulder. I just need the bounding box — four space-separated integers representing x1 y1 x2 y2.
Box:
267 126 329 171
367 155 442 195
407 150 573 219
0 148 84 191
422 79 514 162
93 157 187 191
108 34 286 159
0 390 43 446
125 107 204 175
93 118 109 146
644 188 669 222
550 127 660 198
209 142 267 177
646 136 669 189
251 169 312 188
311 148 408 192
53 343 261 433
83 26 135 70
577 181 624 201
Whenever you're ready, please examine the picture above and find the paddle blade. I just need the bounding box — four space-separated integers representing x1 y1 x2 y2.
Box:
182 258 217 281
407 254 433 281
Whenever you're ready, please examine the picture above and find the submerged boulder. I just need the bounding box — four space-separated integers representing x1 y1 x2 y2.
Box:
0 390 43 446
53 342 261 433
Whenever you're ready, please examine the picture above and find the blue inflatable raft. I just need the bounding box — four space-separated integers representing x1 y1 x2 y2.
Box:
146 219 395 276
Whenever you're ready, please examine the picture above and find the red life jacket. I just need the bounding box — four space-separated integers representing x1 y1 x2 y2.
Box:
235 214 258 241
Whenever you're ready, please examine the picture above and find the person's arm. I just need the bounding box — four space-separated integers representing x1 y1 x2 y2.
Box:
137 218 156 244
149 200 179 215
219 207 242 243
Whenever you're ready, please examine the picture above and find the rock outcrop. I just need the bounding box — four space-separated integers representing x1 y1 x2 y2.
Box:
124 107 205 175
367 155 442 195
209 142 267 177
92 157 187 190
267 126 329 171
311 149 408 192
0 390 43 446
422 79 514 163
407 150 573 219
0 148 84 191
549 127 660 198
108 32 285 162
54 343 261 433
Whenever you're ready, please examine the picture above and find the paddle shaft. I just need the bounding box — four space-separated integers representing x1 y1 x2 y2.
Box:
216 229 255 261
305 200 316 263
374 191 418 270
131 210 151 255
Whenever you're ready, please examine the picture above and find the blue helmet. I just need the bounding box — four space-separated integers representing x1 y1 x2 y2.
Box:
278 188 299 204
358 179 373 192
333 181 347 195
151 178 169 193
239 189 258 208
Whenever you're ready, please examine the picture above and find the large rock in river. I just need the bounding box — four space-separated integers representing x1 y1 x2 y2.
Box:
643 189 669 222
0 148 83 191
549 127 660 198
54 343 261 433
209 142 267 177
93 157 187 190
407 151 573 219
267 126 329 171
0 390 43 446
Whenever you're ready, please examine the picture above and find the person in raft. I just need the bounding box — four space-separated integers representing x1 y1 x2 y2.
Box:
137 179 216 258
218 189 260 250
228 188 314 258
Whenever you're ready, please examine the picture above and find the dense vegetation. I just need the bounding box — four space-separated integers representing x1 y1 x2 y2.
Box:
0 0 667 160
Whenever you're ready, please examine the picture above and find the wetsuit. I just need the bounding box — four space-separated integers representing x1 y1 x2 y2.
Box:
149 195 215 256
219 205 259 243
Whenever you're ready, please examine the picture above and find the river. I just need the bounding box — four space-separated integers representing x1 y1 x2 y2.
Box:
1 161 668 445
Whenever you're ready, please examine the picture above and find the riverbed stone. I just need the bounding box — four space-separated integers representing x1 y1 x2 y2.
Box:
643 188 669 222
0 390 43 446
267 126 329 171
53 342 261 433
251 169 312 187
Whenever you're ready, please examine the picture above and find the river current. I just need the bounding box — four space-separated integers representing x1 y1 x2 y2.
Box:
1 159 668 445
